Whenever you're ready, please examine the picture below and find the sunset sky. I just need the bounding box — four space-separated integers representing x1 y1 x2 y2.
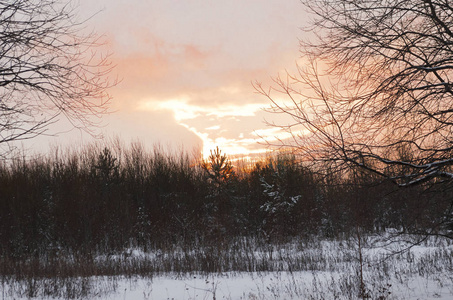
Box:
32 0 310 157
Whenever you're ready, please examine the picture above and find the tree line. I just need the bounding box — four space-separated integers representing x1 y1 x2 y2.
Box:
1 142 449 259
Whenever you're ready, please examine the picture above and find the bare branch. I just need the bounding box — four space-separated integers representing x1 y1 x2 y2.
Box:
261 0 453 189
0 0 115 155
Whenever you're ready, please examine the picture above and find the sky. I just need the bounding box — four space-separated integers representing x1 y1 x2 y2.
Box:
28 0 310 158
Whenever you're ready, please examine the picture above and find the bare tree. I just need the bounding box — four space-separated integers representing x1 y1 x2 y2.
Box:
0 0 114 155
257 0 453 187
255 0 453 236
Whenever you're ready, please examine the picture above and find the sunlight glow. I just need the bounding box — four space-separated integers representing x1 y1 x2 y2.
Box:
205 125 220 130
253 127 294 141
145 97 200 121
139 97 264 120
137 96 295 158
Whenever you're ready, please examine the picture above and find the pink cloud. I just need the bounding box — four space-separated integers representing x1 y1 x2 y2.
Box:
74 0 309 156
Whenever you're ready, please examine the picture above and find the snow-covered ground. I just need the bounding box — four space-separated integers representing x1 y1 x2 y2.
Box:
103 270 453 300
4 271 452 300
2 234 453 299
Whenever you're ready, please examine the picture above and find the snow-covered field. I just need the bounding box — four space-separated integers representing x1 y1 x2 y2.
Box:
95 269 453 300
2 233 453 299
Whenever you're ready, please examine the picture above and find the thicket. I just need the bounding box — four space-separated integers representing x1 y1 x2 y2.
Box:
0 142 450 261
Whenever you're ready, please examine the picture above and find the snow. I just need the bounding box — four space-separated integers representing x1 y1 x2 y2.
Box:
40 270 450 300
3 235 453 299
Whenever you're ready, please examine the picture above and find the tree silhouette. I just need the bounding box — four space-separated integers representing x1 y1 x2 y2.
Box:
0 0 114 156
257 0 453 187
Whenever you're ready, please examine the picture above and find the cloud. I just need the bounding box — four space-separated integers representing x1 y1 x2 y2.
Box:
106 20 302 109
77 0 310 156
103 109 202 151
